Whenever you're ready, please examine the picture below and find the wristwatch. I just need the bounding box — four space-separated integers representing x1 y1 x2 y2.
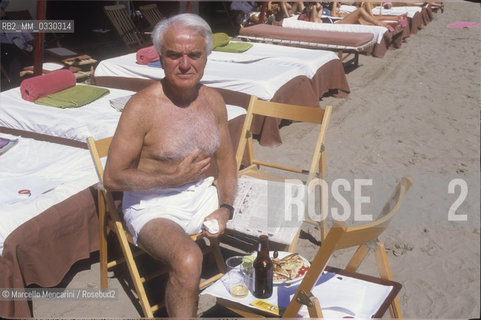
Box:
220 203 235 220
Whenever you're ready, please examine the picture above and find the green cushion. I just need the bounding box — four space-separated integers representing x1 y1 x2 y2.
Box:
213 42 253 53
212 32 230 49
35 85 110 108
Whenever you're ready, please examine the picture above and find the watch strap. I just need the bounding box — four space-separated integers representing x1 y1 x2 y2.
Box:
220 203 235 220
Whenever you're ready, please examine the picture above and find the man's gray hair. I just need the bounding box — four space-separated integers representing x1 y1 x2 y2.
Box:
151 13 212 56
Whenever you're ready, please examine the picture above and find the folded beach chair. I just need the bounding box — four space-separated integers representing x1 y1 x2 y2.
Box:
104 4 151 51
87 136 225 317
138 4 164 29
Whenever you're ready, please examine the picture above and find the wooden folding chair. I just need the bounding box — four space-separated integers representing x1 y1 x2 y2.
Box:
283 177 413 318
138 4 164 29
104 4 151 51
87 136 225 317
230 95 332 252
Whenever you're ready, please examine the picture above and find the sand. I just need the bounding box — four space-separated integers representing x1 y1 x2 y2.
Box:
32 1 480 318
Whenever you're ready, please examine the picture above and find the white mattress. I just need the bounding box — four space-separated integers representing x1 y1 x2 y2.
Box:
94 42 338 101
340 4 421 19
0 85 245 141
282 15 388 44
0 85 131 141
0 133 98 255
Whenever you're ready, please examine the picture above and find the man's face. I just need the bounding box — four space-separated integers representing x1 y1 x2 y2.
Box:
160 24 207 90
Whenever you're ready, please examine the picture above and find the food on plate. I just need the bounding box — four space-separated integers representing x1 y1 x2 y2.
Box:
272 253 309 282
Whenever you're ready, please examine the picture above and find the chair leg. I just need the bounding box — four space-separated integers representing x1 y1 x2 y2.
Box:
319 150 328 242
307 295 323 318
210 238 225 274
113 220 154 318
374 241 403 318
345 244 370 273
98 191 108 290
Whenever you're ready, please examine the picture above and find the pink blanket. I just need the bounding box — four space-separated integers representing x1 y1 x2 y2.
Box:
447 21 480 29
20 69 76 102
136 46 160 65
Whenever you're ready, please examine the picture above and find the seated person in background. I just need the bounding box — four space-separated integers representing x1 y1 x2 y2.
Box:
104 13 237 317
299 2 325 23
281 1 306 18
231 1 259 26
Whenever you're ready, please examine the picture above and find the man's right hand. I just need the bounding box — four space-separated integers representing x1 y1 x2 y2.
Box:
173 150 211 186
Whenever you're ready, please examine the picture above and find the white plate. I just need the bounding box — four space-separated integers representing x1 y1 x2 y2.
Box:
244 251 310 285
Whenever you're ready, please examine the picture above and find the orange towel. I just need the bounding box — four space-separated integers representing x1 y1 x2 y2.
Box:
136 46 160 65
20 69 76 102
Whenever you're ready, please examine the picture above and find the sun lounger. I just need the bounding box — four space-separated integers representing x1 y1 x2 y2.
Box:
0 85 132 142
341 4 426 36
94 42 350 146
278 15 406 56
0 132 99 318
0 85 245 143
238 23 378 63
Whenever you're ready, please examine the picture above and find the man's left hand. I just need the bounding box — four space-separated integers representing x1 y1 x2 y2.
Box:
202 207 230 238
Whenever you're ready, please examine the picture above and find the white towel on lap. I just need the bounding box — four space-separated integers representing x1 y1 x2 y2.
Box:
122 177 218 244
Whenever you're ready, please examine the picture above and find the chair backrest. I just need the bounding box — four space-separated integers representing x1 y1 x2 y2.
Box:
235 95 332 184
86 136 112 187
282 176 413 318
139 4 164 28
230 95 332 251
104 4 147 51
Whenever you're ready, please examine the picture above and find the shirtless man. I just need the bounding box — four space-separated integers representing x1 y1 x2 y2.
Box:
103 14 237 317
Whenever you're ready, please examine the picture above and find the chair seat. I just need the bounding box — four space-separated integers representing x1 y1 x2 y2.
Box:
227 175 306 247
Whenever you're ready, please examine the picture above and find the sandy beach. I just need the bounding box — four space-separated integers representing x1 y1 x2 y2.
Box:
31 1 480 318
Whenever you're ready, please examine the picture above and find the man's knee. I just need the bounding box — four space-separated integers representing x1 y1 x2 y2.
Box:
170 244 203 285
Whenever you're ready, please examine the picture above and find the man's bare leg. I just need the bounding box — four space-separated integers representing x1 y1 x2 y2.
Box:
137 218 203 317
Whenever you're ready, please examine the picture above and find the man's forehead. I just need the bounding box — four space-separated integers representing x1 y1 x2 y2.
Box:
162 25 206 50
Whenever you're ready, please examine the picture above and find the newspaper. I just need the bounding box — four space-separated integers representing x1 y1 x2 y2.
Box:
227 176 306 245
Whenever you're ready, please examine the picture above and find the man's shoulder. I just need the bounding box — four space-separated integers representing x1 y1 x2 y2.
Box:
199 85 224 105
123 82 163 113
198 85 228 120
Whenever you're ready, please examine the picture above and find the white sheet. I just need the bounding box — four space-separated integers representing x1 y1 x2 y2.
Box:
340 4 421 18
94 43 338 101
201 269 394 318
282 15 388 44
0 134 98 255
0 86 245 141
0 85 131 141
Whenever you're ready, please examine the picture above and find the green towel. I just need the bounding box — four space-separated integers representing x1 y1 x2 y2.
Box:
213 42 253 53
35 85 110 108
212 32 230 49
